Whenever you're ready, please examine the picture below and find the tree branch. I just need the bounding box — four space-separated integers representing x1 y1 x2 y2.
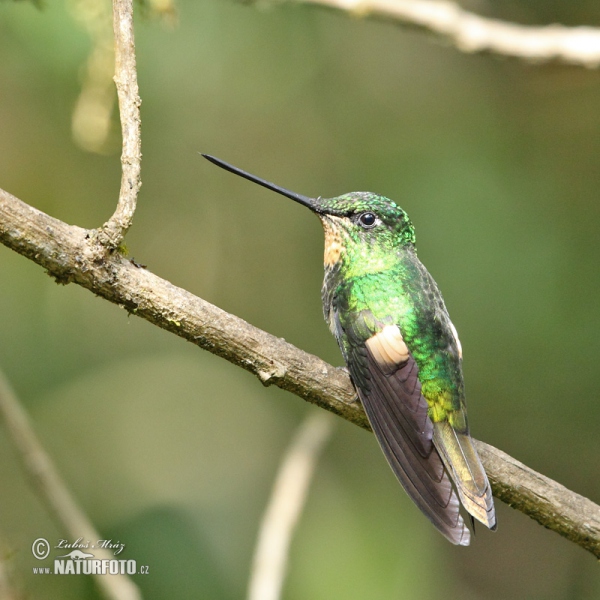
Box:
97 0 142 248
0 369 141 600
293 0 600 67
475 442 600 558
248 412 334 600
2 0 599 567
0 186 599 558
0 532 18 600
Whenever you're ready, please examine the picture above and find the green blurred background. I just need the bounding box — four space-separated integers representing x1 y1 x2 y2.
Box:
1 0 600 598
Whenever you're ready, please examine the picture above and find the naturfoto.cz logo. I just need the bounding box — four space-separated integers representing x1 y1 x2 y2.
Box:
31 537 149 576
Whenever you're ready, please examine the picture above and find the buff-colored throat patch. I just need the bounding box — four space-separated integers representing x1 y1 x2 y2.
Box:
320 216 345 266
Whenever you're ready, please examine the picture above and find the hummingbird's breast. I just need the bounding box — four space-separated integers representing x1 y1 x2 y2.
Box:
323 247 465 411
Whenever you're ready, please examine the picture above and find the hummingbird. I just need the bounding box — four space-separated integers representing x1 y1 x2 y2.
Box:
202 154 496 545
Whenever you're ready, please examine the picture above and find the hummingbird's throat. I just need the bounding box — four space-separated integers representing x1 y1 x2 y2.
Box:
320 216 346 267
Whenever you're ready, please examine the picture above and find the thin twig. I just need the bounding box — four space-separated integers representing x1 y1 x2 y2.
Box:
0 536 17 600
293 0 600 67
248 412 335 600
70 0 116 154
0 370 142 600
97 0 142 248
0 187 599 558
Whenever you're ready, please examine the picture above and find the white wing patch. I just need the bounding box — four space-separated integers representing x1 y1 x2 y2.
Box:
448 320 463 359
365 325 410 369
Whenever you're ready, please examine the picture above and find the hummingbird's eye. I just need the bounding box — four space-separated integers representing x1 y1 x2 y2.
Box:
357 212 377 229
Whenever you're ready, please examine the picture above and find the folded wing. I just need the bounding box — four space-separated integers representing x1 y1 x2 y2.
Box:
339 311 471 546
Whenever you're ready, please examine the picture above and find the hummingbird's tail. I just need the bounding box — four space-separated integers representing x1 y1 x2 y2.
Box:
433 421 496 530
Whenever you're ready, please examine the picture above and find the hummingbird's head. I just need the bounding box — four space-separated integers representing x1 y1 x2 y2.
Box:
314 192 416 269
202 155 416 272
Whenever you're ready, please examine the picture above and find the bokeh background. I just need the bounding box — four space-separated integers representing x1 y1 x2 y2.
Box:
1 0 600 598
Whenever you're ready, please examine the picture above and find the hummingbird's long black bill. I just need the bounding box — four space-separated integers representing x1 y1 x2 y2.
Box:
202 154 316 209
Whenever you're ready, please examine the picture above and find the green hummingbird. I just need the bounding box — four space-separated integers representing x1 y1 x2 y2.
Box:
203 154 496 545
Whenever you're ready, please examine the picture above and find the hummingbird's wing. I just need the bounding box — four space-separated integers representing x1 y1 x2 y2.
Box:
335 308 471 546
